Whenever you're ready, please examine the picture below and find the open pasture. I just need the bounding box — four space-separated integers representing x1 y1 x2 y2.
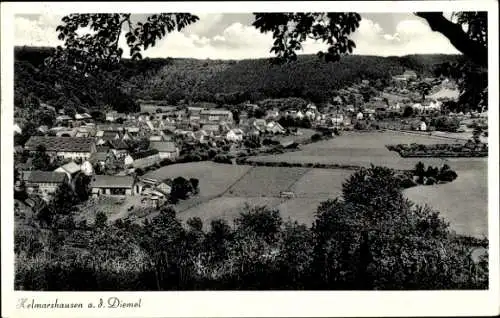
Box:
290 168 351 198
248 131 451 170
144 161 252 198
404 158 488 238
226 166 309 197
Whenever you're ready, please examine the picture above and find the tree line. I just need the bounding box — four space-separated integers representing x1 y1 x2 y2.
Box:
15 165 488 291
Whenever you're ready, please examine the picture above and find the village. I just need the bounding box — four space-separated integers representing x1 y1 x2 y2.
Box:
13 69 488 221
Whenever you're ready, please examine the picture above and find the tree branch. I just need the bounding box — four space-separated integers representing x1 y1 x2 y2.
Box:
415 12 487 67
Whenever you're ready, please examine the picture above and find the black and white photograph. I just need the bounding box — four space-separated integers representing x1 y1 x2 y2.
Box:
1 1 499 317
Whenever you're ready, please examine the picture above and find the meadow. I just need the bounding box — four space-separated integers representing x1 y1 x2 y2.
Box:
139 132 487 238
247 131 454 169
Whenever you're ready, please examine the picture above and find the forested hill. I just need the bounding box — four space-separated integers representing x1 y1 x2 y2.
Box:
14 46 465 113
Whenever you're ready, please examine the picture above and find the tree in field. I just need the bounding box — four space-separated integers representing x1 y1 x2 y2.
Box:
170 176 193 203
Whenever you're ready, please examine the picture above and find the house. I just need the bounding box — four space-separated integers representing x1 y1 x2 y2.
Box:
108 139 129 158
14 123 22 135
121 131 139 141
89 147 116 167
98 123 124 132
252 119 267 132
419 121 428 131
37 125 49 134
24 171 68 201
124 125 140 133
91 175 135 197
25 136 96 161
106 111 119 122
136 177 172 195
392 70 418 81
194 130 210 143
80 160 94 176
149 135 164 142
75 130 91 138
150 141 180 160
202 124 221 136
226 128 244 142
124 149 160 169
75 113 92 121
56 128 77 137
97 131 121 145
54 161 81 182
266 108 280 120
266 121 286 134
56 115 72 125
200 109 233 123
356 112 364 120
295 111 305 120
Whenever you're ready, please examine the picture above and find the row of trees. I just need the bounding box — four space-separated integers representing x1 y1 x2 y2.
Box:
15 165 488 290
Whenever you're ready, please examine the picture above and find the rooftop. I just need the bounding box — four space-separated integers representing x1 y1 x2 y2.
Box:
150 141 177 152
25 136 95 153
130 149 159 160
91 175 134 188
55 161 81 174
27 171 67 184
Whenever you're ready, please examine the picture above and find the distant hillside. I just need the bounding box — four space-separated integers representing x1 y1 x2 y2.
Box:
14 46 466 113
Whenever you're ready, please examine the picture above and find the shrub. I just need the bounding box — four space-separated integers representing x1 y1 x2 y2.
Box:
311 133 322 142
402 106 414 117
438 170 458 182
425 177 437 185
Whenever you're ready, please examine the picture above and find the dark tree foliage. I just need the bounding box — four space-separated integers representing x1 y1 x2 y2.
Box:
252 13 361 64
16 166 487 291
31 145 51 170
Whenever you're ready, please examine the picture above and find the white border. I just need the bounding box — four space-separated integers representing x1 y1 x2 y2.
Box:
2 1 499 317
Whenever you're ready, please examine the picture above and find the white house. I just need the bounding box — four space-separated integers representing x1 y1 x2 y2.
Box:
356 112 364 120
81 160 94 176
14 123 22 135
226 128 244 142
266 121 286 134
419 121 427 131
54 161 81 182
295 111 305 120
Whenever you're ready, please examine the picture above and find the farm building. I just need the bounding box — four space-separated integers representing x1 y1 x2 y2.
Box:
150 141 180 160
24 171 68 201
91 175 135 197
24 136 96 161
266 121 286 134
226 129 245 142
200 109 233 123
54 161 81 182
124 149 160 169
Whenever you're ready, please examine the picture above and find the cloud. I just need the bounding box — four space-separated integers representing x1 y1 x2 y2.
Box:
14 14 461 60
14 15 63 47
350 17 460 56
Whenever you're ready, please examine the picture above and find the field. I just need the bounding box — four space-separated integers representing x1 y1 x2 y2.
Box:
247 131 452 170
405 157 488 238
100 132 486 239
144 162 252 198
226 166 309 197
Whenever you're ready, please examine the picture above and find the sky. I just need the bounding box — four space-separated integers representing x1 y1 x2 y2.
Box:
14 12 461 60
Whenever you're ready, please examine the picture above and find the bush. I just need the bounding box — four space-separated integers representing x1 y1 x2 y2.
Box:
399 177 418 189
213 154 232 164
311 133 322 142
402 106 414 117
438 170 458 182
425 177 437 185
